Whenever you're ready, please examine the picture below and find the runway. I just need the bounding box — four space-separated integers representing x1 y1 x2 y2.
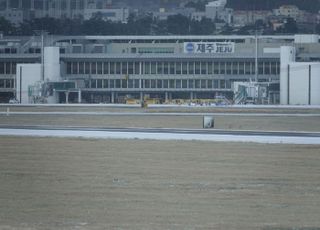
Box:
1 125 320 144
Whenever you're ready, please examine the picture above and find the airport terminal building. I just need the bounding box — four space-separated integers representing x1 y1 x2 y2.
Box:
1 34 320 104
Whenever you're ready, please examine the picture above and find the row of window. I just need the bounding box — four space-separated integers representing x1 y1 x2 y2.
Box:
66 61 280 76
0 79 15 89
88 79 232 90
0 62 17 75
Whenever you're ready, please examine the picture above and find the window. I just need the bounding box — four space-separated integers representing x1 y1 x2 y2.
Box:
208 62 213 74
169 62 175 74
134 62 140 74
164 62 169 74
226 62 232 75
79 62 84 74
195 79 200 88
188 79 194 88
72 62 78 74
176 79 181 88
176 62 181 75
91 62 96 74
144 62 150 74
195 62 200 74
97 62 102 74
103 62 109 74
122 62 127 75
214 62 219 74
128 62 133 75
220 62 225 74
201 62 207 74
188 62 194 74
157 62 163 74
182 62 188 74
67 62 72 74
239 62 244 75
116 62 121 74
151 62 156 74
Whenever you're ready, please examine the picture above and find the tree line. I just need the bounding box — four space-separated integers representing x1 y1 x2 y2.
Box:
0 14 216 36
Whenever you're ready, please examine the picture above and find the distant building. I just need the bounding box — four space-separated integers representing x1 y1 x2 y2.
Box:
273 5 301 21
84 8 129 23
0 0 121 23
233 10 271 27
205 0 233 24
153 7 195 21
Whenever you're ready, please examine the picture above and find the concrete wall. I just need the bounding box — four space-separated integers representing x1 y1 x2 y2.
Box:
16 64 41 104
44 46 60 82
280 46 320 105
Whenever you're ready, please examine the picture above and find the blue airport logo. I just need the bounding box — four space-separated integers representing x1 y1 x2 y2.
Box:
185 42 194 53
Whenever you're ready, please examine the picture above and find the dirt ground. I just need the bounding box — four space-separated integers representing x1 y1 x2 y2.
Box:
0 137 320 229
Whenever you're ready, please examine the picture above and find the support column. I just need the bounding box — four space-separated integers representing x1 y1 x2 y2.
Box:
111 92 115 103
65 91 69 104
140 92 144 101
78 89 81 103
190 91 194 100
165 92 168 102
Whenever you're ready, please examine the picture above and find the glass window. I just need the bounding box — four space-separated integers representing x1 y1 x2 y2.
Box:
110 62 115 74
134 79 140 88
72 62 78 74
122 62 127 75
115 79 121 88
91 62 96 74
128 79 134 88
157 80 162 88
182 80 188 88
151 62 156 74
0 79 4 88
97 62 102 74
226 62 232 74
110 79 115 88
208 80 213 88
67 62 72 74
226 80 231 89
169 79 175 88
188 79 194 88
214 62 219 74
144 62 150 74
220 80 226 89
122 79 127 88
195 62 200 74
245 62 251 75
157 62 163 74
271 62 277 75
220 62 225 74
116 62 121 74
97 79 102 88
134 62 140 74
103 79 108 88
176 62 182 75
239 62 244 75
188 62 194 74
5 62 11 74
85 62 90 74
90 79 96 88
176 79 181 88
201 62 207 74
151 79 156 88
11 62 16 74
145 79 150 88
163 80 168 88
232 62 238 75
208 62 213 74
201 79 206 88
258 62 263 75
195 79 200 88
164 62 169 74
79 62 84 74
264 62 270 75
214 80 219 88
182 62 188 74
103 62 109 74
169 62 175 74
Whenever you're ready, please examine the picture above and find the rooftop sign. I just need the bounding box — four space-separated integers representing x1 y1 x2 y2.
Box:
184 42 235 54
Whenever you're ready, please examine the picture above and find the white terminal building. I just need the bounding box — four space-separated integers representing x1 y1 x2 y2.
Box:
0 34 320 105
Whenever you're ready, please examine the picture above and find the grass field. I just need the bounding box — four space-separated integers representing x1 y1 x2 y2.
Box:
0 136 320 229
1 105 320 229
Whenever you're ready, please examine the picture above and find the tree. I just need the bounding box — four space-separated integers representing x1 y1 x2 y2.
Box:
0 17 16 35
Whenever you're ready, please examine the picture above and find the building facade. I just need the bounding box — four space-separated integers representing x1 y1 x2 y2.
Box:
1 34 320 104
